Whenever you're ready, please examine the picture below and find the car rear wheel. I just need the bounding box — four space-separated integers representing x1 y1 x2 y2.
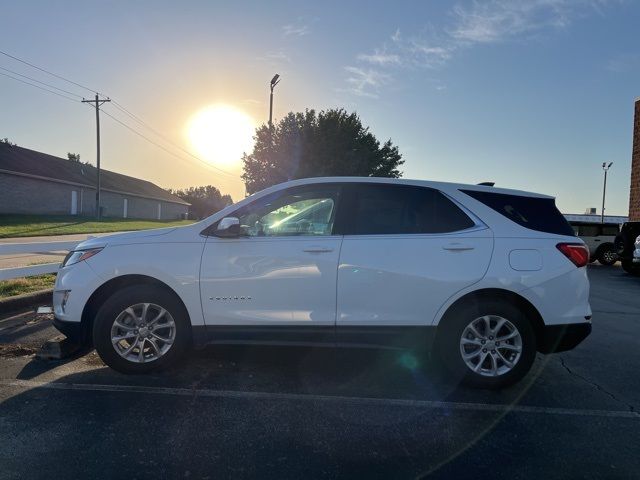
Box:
93 285 191 374
438 299 536 389
597 246 618 266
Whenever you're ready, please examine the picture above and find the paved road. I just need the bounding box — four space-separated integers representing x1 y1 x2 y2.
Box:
0 233 115 270
0 265 639 479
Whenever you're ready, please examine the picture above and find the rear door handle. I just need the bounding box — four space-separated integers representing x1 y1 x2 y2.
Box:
442 243 475 251
303 246 334 253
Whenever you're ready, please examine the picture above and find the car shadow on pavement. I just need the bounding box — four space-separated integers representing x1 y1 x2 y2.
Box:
13 343 548 407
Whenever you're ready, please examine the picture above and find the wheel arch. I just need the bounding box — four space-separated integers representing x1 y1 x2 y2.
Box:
435 288 545 351
80 274 191 345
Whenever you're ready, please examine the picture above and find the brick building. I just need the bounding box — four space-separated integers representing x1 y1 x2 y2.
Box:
629 98 640 221
0 144 189 219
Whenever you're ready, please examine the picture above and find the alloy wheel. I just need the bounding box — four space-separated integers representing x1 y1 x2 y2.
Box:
602 249 617 263
459 315 523 377
110 303 176 363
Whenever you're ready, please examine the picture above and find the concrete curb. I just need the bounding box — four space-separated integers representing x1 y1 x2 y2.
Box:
0 289 52 314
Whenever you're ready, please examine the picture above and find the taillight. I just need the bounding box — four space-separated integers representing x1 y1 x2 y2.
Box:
556 243 589 268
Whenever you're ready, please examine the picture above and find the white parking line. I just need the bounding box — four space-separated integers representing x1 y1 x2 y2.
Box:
2 379 638 419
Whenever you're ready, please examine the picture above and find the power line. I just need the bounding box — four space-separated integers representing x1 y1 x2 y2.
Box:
0 71 81 103
0 49 98 94
100 109 244 183
0 65 83 98
0 49 244 184
110 100 240 178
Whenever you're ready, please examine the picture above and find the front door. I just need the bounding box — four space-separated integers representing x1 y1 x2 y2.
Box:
200 184 343 332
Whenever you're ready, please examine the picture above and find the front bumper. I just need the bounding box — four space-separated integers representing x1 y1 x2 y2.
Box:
538 322 592 354
53 316 88 344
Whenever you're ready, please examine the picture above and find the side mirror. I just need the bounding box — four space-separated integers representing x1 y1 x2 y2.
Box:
215 217 241 237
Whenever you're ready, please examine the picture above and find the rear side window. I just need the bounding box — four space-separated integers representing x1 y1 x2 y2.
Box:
347 184 475 235
461 189 575 236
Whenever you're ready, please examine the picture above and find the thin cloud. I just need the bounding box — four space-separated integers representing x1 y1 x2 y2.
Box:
283 24 310 37
357 50 402 66
344 66 391 98
264 51 291 63
344 0 618 97
449 0 574 44
606 53 640 73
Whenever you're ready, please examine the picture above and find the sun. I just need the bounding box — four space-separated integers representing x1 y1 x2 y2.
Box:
186 105 255 168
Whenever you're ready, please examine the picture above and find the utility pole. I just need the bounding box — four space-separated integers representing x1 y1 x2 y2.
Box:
82 94 111 219
601 162 613 224
269 74 280 128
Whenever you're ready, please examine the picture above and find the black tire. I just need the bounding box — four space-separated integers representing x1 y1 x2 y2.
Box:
437 299 536 389
93 284 191 374
597 245 618 266
621 260 640 276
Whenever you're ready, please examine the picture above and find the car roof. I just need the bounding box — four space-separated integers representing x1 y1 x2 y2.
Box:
266 176 554 200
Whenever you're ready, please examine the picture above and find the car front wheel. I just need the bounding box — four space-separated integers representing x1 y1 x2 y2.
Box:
93 285 191 374
438 300 536 389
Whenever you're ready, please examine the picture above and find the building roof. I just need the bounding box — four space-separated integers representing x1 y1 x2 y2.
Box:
0 143 189 205
564 214 628 224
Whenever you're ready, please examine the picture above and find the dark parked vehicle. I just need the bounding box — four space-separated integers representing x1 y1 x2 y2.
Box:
615 222 640 275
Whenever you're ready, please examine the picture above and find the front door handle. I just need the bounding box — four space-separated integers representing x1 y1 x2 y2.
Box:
303 246 334 253
442 243 475 251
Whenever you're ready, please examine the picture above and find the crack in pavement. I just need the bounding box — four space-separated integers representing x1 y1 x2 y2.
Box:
559 357 637 414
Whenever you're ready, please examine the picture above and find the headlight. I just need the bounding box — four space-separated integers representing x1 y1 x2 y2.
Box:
61 248 103 267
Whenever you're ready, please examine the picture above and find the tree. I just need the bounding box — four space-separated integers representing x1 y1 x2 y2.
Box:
167 185 233 219
67 152 81 162
241 108 403 194
0 138 16 146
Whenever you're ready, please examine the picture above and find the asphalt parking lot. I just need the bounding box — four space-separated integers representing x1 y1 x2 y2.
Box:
0 265 639 479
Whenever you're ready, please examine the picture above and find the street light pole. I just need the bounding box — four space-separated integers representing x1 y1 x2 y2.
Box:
601 162 613 224
269 74 280 128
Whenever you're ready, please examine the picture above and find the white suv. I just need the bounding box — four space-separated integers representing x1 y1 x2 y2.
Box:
53 177 592 389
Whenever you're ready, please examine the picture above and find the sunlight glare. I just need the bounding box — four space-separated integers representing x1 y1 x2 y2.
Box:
186 105 255 168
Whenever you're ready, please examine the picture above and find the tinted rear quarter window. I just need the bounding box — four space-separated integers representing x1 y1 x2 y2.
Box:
348 184 475 235
461 189 575 236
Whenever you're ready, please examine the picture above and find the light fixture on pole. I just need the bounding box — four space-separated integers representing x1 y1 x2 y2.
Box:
601 162 613 224
269 74 280 128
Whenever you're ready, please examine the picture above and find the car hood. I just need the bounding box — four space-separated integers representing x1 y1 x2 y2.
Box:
74 227 178 249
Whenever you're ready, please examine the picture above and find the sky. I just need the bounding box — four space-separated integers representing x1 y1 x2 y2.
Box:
1 0 639 215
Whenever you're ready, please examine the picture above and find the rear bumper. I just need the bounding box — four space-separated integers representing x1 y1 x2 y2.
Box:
53 317 87 344
538 322 591 354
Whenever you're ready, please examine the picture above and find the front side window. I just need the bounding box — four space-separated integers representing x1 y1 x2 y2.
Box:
232 186 340 237
347 184 475 235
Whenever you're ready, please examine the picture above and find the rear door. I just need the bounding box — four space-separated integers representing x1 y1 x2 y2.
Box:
336 183 493 340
